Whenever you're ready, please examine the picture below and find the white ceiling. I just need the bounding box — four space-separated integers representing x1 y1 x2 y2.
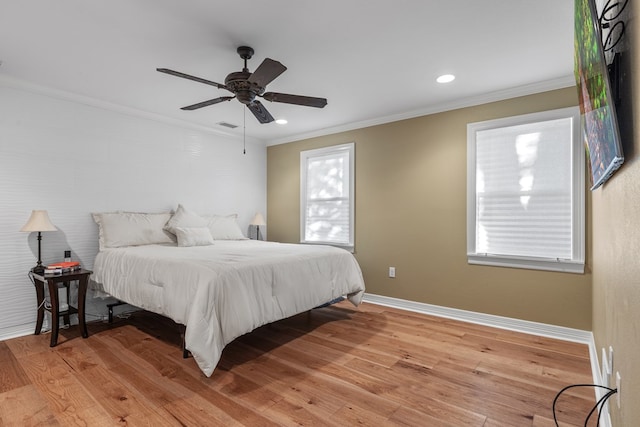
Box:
0 1 576 145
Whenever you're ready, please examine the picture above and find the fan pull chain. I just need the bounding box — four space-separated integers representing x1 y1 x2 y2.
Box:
243 106 246 154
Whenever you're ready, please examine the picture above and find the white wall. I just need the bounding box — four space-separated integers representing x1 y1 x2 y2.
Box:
0 82 266 340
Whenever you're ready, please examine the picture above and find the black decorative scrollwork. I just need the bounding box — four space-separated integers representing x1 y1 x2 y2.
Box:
599 0 628 53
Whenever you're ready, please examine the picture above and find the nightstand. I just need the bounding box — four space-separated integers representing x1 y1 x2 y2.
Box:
31 269 92 347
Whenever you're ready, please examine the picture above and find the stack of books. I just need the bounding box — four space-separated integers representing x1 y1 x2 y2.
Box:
44 261 81 275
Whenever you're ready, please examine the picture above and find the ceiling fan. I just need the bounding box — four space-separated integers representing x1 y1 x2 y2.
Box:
157 46 327 124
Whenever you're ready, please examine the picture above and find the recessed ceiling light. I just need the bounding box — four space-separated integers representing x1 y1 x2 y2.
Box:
275 119 288 125
437 74 455 84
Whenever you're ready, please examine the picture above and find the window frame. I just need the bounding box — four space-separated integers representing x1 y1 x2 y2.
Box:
466 106 585 273
300 142 355 251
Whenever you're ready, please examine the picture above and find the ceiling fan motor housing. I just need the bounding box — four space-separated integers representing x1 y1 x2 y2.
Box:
225 70 263 104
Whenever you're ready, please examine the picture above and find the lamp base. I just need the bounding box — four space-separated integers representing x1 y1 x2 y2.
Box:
31 265 45 275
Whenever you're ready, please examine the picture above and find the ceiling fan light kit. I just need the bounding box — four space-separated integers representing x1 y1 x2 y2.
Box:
157 46 327 124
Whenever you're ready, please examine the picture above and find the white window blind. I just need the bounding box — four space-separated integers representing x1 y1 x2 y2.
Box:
467 107 584 273
300 143 354 249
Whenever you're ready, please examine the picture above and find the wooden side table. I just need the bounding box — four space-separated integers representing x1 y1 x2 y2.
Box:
31 269 92 347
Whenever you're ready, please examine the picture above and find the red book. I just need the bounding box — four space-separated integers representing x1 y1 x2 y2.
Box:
47 261 80 269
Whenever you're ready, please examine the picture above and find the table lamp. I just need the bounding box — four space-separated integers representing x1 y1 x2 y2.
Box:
20 210 58 275
250 213 266 241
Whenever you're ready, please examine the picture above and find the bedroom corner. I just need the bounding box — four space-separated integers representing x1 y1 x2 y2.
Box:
0 81 266 340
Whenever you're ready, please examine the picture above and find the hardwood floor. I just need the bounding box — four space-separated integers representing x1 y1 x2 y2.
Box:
0 301 597 426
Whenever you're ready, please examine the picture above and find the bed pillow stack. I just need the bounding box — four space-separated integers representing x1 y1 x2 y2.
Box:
164 204 248 245
163 204 214 247
92 204 249 250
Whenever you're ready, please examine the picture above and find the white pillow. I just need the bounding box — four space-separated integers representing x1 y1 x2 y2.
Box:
164 204 207 235
203 214 248 240
175 227 214 247
92 212 175 250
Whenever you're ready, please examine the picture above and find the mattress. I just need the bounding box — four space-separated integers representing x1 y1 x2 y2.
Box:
92 240 365 376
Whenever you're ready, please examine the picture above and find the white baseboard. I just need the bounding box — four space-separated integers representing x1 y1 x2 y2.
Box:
0 324 40 342
363 293 592 343
588 334 614 427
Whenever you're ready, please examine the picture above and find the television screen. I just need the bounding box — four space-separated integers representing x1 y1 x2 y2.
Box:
574 0 624 190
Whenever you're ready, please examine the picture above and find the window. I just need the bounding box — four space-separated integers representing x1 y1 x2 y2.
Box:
467 107 585 273
300 143 354 250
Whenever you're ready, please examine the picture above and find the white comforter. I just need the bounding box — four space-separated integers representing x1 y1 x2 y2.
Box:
92 240 365 376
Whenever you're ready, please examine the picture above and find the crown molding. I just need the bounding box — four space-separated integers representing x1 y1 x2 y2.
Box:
0 74 264 144
0 73 575 149
267 75 576 146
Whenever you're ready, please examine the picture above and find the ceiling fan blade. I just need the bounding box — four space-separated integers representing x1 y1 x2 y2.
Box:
157 68 228 90
247 58 287 88
261 92 327 108
247 101 274 124
180 96 235 111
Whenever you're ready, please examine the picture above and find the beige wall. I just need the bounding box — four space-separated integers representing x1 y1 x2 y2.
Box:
268 86 592 330
592 4 640 425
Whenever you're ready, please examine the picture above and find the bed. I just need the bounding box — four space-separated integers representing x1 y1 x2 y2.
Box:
90 207 365 377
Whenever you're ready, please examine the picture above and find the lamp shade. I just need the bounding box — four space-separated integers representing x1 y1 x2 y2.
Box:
20 210 58 232
250 213 266 226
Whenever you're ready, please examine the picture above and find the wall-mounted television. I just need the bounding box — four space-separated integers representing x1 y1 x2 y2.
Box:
574 0 624 190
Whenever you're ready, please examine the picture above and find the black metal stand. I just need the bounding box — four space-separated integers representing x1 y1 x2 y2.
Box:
31 231 45 275
107 300 126 323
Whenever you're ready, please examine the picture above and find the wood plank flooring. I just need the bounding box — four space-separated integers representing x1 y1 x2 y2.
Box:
0 301 597 426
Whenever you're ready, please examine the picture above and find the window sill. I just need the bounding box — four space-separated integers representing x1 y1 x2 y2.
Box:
467 254 584 274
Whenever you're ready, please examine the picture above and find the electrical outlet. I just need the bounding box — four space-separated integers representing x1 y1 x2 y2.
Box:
616 371 621 409
388 267 396 278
